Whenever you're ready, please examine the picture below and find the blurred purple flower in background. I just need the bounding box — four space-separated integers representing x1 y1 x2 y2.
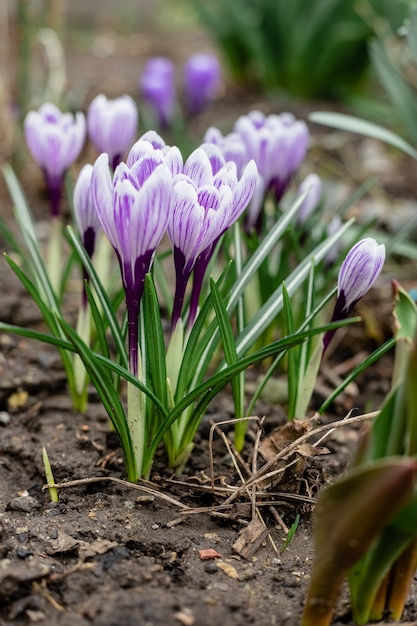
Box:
296 173 322 225
91 139 174 375
87 94 138 171
323 237 385 353
234 111 309 231
140 57 175 130
167 143 257 330
24 103 86 216
183 52 222 116
204 126 248 175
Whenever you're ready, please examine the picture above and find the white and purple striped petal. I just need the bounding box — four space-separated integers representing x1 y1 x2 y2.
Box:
87 94 138 169
338 238 385 313
73 164 101 255
24 103 86 180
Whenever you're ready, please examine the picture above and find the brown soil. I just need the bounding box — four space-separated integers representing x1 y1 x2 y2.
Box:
0 5 417 626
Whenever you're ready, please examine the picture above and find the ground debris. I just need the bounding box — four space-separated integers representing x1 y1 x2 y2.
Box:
216 560 240 579
198 548 221 560
232 517 269 560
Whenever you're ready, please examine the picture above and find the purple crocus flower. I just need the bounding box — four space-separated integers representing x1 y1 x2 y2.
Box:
183 52 221 116
87 94 138 171
73 163 101 257
204 126 249 176
24 103 86 216
167 143 257 329
140 57 175 130
233 111 309 231
296 173 322 225
91 139 174 375
323 238 386 353
73 164 102 304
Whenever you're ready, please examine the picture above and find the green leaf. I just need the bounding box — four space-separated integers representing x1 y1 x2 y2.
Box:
282 283 297 420
66 226 127 369
235 218 354 358
369 39 417 146
3 253 76 394
210 277 244 428
57 315 138 482
391 280 417 388
148 318 358 460
2 164 59 308
309 111 417 160
302 457 417 626
142 274 168 410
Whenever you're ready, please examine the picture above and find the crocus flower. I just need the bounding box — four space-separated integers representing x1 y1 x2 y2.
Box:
183 52 221 116
167 143 257 329
73 163 102 302
87 94 138 171
73 164 102 259
323 238 386 353
24 103 86 216
296 173 322 225
140 57 175 129
233 111 309 231
91 139 174 376
204 126 249 176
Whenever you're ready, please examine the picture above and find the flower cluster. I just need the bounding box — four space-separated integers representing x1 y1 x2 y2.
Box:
140 53 222 128
19 81 388 488
205 111 309 230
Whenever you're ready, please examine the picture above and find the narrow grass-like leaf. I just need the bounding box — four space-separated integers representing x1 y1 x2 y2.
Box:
0 216 22 256
282 283 297 420
57 314 138 482
175 264 231 402
153 253 173 312
309 112 417 161
66 226 127 369
3 253 76 392
246 286 337 416
143 274 168 410
235 218 354 358
232 222 247 449
370 39 417 146
148 318 358 457
210 278 243 433
84 281 110 360
3 164 59 308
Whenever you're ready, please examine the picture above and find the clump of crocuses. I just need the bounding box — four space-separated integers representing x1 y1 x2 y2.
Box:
87 94 138 171
205 110 309 232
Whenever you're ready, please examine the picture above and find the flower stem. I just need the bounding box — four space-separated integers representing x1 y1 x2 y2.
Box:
127 359 145 480
47 214 63 294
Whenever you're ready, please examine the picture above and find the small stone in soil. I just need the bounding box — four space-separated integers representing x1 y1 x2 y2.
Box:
204 562 218 574
7 496 39 513
16 546 33 559
0 411 10 425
